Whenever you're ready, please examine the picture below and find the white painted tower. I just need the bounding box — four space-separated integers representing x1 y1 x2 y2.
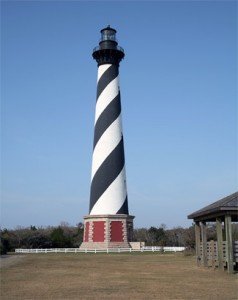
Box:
80 26 134 249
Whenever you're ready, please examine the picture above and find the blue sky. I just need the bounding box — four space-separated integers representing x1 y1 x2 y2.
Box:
1 1 237 229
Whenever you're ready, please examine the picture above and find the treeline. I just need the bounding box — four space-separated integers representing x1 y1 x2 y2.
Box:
0 222 84 255
2 222 237 255
133 224 238 247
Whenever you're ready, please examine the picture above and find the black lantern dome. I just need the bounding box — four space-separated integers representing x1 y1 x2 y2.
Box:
93 26 125 66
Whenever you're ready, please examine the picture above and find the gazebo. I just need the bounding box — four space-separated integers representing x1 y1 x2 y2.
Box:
188 192 238 274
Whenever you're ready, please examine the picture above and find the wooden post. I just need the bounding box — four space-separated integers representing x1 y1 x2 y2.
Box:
195 222 201 266
216 218 224 270
201 221 207 267
225 215 233 274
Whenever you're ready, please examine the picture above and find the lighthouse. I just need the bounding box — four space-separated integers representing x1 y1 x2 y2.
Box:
80 26 134 249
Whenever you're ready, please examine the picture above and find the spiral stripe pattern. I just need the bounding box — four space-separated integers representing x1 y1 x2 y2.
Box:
89 63 129 215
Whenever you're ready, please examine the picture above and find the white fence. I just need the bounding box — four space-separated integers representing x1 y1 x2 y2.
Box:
15 246 185 254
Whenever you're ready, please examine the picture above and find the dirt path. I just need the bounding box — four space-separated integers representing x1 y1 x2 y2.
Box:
0 254 26 268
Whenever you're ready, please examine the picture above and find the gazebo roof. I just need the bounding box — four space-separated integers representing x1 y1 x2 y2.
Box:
187 192 238 222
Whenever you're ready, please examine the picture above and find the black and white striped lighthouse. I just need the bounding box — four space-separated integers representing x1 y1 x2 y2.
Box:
81 26 134 249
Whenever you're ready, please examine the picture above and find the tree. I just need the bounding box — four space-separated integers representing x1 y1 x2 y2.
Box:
148 226 166 246
22 232 53 248
50 227 72 248
0 229 10 254
133 228 149 243
30 225 37 231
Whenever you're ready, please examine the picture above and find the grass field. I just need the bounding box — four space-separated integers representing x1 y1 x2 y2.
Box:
1 253 237 299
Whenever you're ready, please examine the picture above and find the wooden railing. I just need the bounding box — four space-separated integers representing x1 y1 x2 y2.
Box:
200 240 238 266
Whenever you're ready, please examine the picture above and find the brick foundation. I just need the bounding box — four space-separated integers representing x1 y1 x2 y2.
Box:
80 214 134 249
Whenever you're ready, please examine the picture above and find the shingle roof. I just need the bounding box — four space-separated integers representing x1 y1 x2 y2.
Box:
187 192 238 220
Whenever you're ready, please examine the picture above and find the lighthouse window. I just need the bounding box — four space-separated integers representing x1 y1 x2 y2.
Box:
101 31 116 41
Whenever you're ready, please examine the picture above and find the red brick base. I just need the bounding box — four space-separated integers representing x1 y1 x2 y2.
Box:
80 214 134 249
